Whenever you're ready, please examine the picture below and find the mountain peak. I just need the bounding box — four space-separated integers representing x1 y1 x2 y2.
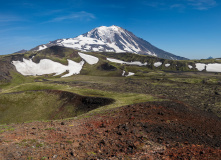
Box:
97 25 122 30
84 25 125 43
32 25 188 60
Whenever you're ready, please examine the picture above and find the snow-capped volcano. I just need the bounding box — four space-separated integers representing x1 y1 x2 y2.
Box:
85 25 124 43
82 25 145 54
32 25 187 60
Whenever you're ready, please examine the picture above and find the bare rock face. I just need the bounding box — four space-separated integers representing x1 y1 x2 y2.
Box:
97 62 117 71
0 54 24 82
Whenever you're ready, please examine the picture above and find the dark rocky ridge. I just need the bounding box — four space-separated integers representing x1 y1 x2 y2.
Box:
0 54 25 82
13 49 28 54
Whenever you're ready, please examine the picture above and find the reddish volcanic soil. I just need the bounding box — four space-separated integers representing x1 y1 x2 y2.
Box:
0 101 221 159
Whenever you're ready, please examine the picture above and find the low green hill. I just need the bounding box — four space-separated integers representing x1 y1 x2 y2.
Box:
0 46 221 124
1 46 221 83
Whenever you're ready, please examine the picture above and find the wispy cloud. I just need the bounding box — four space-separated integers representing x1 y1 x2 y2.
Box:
170 4 186 10
187 0 217 10
0 15 24 23
144 2 165 8
143 0 217 10
47 11 95 23
21 2 36 8
37 9 64 16
93 4 126 9
0 27 27 33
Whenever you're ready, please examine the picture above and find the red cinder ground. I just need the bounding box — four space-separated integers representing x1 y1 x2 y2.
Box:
0 101 221 159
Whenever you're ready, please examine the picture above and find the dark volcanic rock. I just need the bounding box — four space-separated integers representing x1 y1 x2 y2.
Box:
98 63 117 71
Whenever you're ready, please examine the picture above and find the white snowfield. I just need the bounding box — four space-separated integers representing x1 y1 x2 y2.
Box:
165 63 170 67
188 65 193 69
205 63 221 72
122 70 135 77
78 52 99 65
127 72 135 76
86 25 141 53
12 58 84 78
154 62 162 67
122 70 126 76
57 35 106 50
106 58 147 66
195 63 206 71
38 45 47 51
195 63 221 72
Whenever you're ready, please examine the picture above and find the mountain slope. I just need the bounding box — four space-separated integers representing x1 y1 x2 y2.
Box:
32 25 187 60
2 46 221 84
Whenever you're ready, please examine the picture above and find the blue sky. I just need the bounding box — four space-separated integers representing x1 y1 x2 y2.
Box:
0 0 220 59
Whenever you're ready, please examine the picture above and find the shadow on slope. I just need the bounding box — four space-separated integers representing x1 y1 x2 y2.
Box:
0 90 114 124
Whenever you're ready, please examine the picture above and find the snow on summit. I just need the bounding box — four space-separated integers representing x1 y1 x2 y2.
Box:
86 25 124 43
32 25 188 60
83 25 142 53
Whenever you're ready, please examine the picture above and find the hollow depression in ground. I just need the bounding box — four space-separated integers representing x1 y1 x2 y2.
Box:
0 90 114 124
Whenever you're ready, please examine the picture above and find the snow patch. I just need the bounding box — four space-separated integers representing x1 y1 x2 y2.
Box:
78 52 99 65
196 63 206 71
107 43 125 53
38 45 47 51
12 58 84 77
60 35 106 50
154 62 162 67
206 63 221 72
122 70 125 76
127 72 135 77
107 58 147 66
107 58 125 64
92 48 99 52
188 65 193 69
195 63 221 72
165 63 170 67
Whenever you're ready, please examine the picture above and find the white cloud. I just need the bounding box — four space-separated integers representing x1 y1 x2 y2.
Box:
48 11 95 22
187 0 217 10
0 15 24 23
143 1 165 8
37 9 64 16
0 27 27 33
170 4 186 9
143 0 217 10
